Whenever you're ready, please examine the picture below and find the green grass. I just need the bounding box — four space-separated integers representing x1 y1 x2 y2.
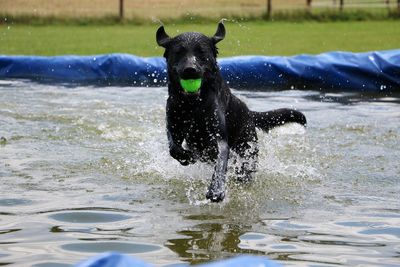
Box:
1 21 400 57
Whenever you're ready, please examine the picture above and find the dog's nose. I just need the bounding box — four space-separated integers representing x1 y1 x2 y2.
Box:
182 66 199 78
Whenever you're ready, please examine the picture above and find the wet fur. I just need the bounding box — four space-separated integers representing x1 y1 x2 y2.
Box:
156 22 307 202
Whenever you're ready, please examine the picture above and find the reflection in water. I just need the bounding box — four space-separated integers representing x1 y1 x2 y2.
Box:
166 222 256 264
0 81 399 266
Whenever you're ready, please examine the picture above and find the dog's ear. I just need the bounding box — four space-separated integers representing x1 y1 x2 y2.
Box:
156 26 171 48
212 19 226 44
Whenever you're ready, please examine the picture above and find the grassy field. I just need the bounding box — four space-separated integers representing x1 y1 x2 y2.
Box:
1 21 400 57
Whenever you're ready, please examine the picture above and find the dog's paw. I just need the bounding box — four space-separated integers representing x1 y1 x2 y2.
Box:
206 173 226 202
178 151 197 166
206 179 226 202
170 147 197 165
206 189 225 202
178 157 195 166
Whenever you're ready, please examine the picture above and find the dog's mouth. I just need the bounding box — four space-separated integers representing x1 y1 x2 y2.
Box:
179 78 202 95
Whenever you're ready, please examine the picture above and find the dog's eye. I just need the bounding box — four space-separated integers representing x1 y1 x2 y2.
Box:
194 46 204 54
176 47 187 56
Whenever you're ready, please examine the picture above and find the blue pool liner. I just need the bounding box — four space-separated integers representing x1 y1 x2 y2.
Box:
74 253 282 267
1 49 399 91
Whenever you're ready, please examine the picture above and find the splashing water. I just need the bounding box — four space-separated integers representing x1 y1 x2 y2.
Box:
0 81 399 266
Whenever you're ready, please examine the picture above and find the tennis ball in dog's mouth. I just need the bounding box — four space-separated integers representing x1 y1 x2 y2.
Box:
179 79 202 93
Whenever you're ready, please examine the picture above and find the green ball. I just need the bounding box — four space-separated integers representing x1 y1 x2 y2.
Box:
180 79 202 93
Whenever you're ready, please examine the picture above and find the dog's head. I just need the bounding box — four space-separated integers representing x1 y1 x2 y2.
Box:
156 21 226 95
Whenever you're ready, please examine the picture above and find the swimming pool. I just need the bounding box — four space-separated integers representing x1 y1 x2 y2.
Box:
0 80 399 266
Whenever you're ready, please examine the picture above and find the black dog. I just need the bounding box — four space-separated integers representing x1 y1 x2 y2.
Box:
156 21 306 202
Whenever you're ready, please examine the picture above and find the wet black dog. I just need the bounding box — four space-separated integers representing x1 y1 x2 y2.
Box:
156 21 306 202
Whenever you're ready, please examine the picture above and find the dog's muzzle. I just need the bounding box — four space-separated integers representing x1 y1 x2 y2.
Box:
180 66 202 80
178 66 203 95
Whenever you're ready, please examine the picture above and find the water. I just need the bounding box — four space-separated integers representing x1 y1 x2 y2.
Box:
0 80 399 266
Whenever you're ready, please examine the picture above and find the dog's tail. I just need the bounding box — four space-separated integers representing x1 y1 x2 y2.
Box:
251 108 307 132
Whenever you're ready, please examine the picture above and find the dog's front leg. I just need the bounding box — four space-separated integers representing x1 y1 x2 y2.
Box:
167 131 197 166
206 139 229 202
206 107 230 204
